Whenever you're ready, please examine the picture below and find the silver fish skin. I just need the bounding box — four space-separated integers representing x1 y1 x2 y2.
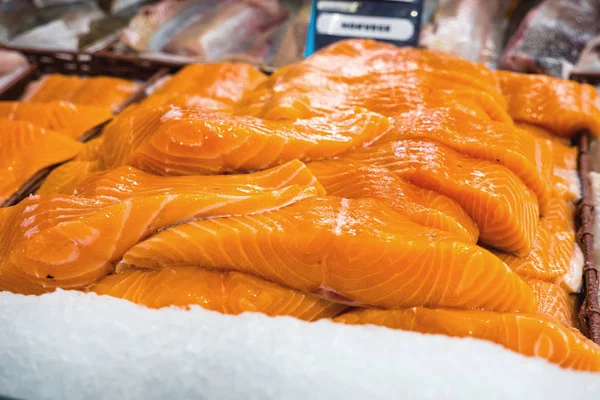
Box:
500 0 600 78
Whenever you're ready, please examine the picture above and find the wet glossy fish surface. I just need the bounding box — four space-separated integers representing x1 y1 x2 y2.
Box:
2 39 600 372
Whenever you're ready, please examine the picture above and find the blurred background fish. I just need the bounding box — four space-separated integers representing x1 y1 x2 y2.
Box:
420 0 513 66
162 0 287 60
0 0 39 43
499 0 600 78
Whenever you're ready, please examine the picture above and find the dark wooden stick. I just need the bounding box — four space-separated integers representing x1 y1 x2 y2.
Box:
578 132 600 344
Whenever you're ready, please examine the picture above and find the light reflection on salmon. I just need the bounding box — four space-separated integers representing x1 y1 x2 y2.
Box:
237 66 509 123
120 197 536 313
142 62 267 112
0 101 112 140
100 105 391 175
518 122 580 201
496 70 600 137
0 161 323 294
307 160 479 244
23 74 139 112
387 108 552 214
341 139 539 256
0 119 82 204
528 279 578 328
494 197 580 291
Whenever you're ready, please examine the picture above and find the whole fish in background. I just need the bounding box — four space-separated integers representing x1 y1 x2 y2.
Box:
420 0 509 63
420 0 440 26
478 0 515 69
572 35 600 77
501 0 541 47
9 0 107 50
500 0 600 78
36 0 106 37
0 50 29 94
79 1 150 50
266 0 311 67
97 0 147 14
120 0 212 52
0 50 28 76
9 20 79 50
163 0 287 60
0 0 39 42
32 0 88 7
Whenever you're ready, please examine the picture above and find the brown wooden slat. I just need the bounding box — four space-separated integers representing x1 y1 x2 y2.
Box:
578 132 600 344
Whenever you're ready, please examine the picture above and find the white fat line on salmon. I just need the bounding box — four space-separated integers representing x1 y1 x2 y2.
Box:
313 286 364 306
333 198 350 236
54 222 102 247
533 333 556 360
23 203 39 213
275 166 305 189
37 240 80 266
130 195 175 242
49 196 102 205
108 201 133 259
23 225 39 239
20 215 36 228
160 107 184 122
131 191 318 241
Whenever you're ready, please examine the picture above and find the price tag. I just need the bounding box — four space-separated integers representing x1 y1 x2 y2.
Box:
305 0 424 56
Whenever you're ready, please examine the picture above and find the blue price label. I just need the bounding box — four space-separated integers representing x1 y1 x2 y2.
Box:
305 0 424 56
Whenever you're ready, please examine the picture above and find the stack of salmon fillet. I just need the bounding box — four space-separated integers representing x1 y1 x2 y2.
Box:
2 39 600 372
0 74 140 205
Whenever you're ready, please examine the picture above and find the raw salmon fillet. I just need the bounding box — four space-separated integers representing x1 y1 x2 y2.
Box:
91 266 346 321
21 75 85 102
141 94 236 113
238 66 509 124
528 279 578 328
342 139 539 256
37 161 101 196
57 160 324 200
302 39 502 95
23 74 140 112
120 197 536 313
496 70 600 137
37 133 108 197
0 161 323 294
145 63 267 112
101 105 390 175
40 158 323 199
237 40 509 122
75 137 105 162
38 137 107 196
494 197 581 292
0 119 82 204
334 307 600 372
236 50 546 204
0 101 112 139
518 122 580 201
388 108 552 213
236 39 508 124
307 160 479 244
